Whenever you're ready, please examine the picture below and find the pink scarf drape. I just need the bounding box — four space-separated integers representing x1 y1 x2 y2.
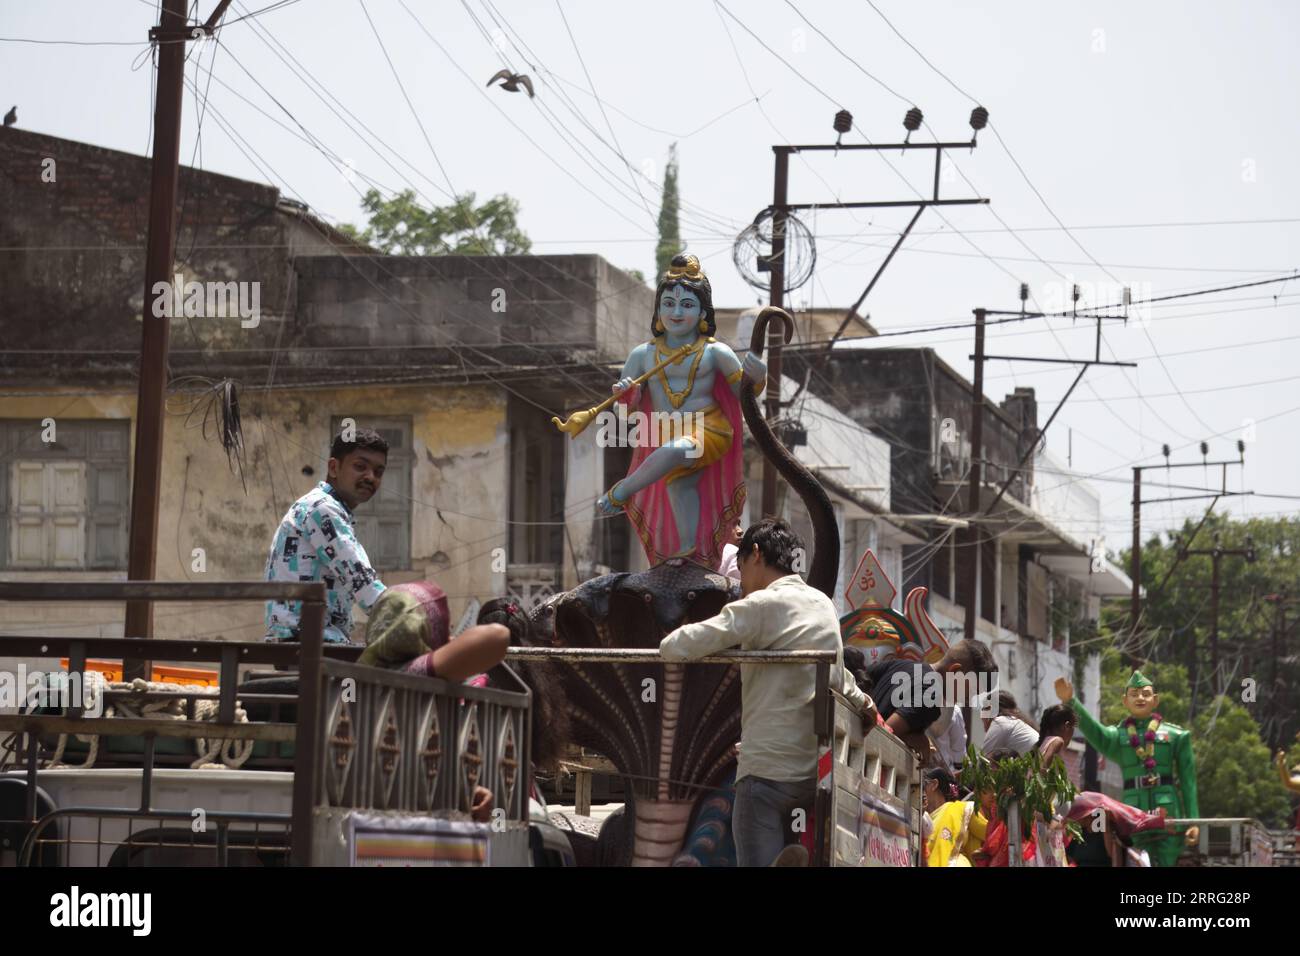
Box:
623 376 746 570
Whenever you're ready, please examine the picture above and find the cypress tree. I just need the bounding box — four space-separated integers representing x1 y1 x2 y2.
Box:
654 143 681 279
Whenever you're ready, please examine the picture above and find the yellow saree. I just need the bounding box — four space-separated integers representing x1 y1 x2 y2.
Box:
926 801 986 867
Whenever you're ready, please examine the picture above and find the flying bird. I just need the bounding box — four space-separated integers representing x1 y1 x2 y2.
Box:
486 70 534 98
3 106 15 128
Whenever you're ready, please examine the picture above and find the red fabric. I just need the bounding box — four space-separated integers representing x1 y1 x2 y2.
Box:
1064 791 1168 838
624 373 745 570
976 818 1009 867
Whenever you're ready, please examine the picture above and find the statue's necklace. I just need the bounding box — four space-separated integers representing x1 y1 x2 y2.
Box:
655 338 708 409
1124 712 1163 785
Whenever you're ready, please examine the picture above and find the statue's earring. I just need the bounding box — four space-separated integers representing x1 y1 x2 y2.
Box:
654 318 664 334
698 318 708 333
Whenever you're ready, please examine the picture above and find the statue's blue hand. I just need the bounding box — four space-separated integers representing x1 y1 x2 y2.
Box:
612 377 640 404
742 352 767 382
597 480 629 515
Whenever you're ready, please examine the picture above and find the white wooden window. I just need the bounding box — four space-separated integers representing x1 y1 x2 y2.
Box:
0 420 129 570
9 461 87 568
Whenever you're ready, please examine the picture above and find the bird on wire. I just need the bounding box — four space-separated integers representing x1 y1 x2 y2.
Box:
486 69 534 98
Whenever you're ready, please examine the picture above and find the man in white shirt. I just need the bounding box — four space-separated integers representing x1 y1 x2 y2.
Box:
660 518 875 867
928 705 968 770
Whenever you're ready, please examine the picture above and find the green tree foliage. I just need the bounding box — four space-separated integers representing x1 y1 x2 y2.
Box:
1093 513 1300 825
339 189 530 255
1102 514 1299 746
1192 697 1292 827
654 143 681 279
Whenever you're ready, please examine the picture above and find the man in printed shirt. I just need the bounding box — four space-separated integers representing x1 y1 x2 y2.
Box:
660 518 877 867
264 427 389 645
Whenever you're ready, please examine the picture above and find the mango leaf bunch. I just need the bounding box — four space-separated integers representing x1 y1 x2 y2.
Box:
959 744 1082 842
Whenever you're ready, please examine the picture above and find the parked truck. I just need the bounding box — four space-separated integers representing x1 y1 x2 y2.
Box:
1 581 921 868
0 580 548 866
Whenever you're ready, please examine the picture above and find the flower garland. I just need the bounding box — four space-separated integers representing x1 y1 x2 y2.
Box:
1124 712 1163 785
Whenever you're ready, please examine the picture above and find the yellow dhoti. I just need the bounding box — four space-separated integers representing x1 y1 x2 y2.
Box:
656 403 734 485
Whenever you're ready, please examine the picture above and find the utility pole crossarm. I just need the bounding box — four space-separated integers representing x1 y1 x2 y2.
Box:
763 125 987 512
1127 446 1248 711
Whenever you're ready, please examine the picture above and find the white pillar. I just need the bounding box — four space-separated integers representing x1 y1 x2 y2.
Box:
993 538 1003 632
563 434 602 589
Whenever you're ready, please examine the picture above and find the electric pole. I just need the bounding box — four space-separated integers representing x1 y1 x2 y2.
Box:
758 107 991 515
762 147 788 515
963 309 985 641
1127 442 1249 677
123 0 232 680
1179 531 1256 715
962 306 1132 641
1264 591 1299 747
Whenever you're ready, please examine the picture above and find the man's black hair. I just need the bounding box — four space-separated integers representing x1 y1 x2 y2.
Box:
842 645 872 694
737 517 803 574
949 638 998 676
331 426 389 462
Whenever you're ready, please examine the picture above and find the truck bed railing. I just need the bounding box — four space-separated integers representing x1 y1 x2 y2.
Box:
0 580 530 866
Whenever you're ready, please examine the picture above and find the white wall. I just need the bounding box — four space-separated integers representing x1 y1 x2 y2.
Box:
1032 449 1105 553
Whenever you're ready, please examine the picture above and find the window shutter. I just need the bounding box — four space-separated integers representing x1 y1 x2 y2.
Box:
88 464 129 568
0 420 128 570
86 421 130 569
10 461 47 567
49 461 87 568
7 461 86 568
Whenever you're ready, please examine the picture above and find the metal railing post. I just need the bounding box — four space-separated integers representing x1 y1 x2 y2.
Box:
290 585 326 866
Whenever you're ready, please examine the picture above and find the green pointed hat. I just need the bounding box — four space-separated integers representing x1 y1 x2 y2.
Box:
1126 670 1154 690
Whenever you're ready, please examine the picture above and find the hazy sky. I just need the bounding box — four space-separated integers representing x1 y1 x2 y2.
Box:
3 0 1298 549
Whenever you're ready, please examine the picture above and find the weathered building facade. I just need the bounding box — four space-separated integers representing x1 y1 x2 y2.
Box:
1 129 900 656
782 346 1130 738
0 128 649 646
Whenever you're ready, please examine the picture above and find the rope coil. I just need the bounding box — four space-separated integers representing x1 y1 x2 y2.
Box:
40 673 254 771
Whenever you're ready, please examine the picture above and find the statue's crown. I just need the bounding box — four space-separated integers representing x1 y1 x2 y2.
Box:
664 254 705 282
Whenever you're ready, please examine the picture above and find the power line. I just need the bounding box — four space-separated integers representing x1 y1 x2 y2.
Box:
0 36 155 47
850 0 1239 448
476 0 741 238
220 0 303 27
217 9 659 380
552 0 656 224
358 0 461 212
814 234 1294 276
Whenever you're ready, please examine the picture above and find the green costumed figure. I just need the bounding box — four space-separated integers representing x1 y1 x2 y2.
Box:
1054 672 1199 867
